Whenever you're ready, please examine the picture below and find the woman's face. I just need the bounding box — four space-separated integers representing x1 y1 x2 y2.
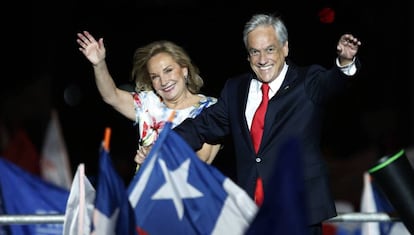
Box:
147 52 188 102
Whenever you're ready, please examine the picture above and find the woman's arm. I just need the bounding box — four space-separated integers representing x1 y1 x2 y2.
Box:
77 31 136 121
196 143 221 164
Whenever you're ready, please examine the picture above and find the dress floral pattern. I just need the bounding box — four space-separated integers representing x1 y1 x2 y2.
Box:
132 91 217 147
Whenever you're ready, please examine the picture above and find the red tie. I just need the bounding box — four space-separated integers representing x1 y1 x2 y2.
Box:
251 83 269 153
250 83 269 206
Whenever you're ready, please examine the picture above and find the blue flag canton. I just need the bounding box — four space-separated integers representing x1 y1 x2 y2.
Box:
128 123 230 234
95 148 127 216
93 148 136 235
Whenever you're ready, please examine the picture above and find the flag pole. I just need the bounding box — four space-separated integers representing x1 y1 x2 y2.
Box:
167 111 176 122
103 127 111 152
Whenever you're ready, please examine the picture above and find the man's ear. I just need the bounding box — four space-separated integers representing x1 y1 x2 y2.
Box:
283 41 289 57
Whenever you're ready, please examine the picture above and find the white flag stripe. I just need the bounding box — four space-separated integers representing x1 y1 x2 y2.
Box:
63 163 96 235
212 179 257 235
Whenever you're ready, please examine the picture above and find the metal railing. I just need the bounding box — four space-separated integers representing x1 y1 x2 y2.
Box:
0 212 400 225
0 215 64 225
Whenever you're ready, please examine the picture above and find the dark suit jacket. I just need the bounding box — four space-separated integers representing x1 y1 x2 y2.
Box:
174 61 360 225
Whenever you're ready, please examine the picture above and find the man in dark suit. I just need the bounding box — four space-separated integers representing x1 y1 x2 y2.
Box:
174 13 361 234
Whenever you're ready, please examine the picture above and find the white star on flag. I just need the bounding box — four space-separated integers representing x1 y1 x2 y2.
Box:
152 158 203 220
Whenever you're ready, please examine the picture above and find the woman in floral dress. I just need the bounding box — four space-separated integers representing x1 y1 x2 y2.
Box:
76 31 220 167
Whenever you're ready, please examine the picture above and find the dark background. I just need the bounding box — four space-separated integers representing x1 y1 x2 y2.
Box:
4 0 413 209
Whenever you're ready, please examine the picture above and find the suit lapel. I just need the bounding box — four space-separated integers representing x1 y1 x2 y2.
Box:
239 76 252 139
261 67 299 150
234 74 256 152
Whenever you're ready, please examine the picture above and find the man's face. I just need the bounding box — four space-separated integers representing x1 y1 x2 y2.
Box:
247 25 288 83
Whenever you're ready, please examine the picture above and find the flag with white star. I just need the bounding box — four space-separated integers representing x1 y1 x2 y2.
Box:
128 122 258 235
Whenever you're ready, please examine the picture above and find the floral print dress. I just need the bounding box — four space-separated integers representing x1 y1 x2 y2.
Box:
132 91 217 147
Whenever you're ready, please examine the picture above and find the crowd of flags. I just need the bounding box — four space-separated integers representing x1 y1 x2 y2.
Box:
0 109 71 235
0 116 260 235
0 110 412 235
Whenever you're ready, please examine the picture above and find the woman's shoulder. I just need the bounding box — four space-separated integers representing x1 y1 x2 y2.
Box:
198 94 217 106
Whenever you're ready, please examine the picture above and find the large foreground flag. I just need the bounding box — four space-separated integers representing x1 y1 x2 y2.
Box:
128 122 258 235
41 109 73 190
0 157 69 235
63 163 95 235
91 128 137 235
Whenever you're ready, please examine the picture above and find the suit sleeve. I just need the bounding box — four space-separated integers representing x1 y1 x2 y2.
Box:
173 81 232 151
305 58 360 105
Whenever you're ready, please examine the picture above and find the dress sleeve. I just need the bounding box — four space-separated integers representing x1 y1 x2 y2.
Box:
191 95 218 117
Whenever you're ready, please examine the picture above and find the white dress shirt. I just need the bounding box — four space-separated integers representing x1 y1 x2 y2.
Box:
245 63 288 130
